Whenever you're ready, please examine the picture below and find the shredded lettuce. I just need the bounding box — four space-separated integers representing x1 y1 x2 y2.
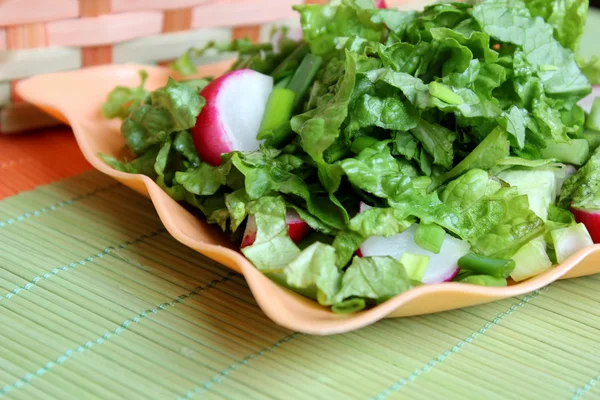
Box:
101 0 597 314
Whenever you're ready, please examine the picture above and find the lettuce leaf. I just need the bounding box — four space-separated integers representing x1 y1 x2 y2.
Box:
121 78 205 154
293 1 386 56
228 152 347 231
101 70 148 120
333 256 412 305
559 147 600 209
283 242 341 306
524 0 588 52
241 196 301 271
473 0 591 102
442 169 546 258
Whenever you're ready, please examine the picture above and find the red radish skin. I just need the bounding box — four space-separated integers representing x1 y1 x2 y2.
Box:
375 0 387 8
571 207 600 244
192 69 273 166
442 268 460 283
240 210 311 248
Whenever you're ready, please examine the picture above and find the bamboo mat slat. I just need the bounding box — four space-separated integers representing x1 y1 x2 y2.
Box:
1 170 600 399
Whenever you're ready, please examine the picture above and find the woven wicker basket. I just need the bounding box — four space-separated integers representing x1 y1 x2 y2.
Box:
0 0 422 134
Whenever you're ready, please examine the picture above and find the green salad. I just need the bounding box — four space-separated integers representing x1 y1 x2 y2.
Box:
101 0 600 313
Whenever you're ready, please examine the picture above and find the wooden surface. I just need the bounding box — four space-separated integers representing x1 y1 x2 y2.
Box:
0 127 91 199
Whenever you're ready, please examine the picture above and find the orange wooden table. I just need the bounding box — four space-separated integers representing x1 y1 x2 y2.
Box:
0 127 92 199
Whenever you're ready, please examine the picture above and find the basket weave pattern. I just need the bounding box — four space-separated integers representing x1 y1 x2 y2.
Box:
1 0 365 133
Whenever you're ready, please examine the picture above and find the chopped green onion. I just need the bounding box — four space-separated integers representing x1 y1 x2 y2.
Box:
457 253 516 278
350 136 379 154
274 75 293 89
258 88 295 136
264 123 294 148
458 275 507 287
287 53 323 110
399 252 429 281
586 97 600 132
583 129 600 153
414 223 445 254
259 53 323 147
454 270 474 281
429 81 464 105
271 43 309 81
539 139 589 166
323 141 350 163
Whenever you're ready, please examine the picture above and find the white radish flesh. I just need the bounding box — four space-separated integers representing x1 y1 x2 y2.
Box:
192 69 273 166
358 203 470 284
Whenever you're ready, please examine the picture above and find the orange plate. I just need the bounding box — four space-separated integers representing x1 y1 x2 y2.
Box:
16 62 600 335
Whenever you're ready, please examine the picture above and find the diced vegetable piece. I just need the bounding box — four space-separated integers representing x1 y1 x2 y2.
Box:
582 131 600 156
540 139 589 166
192 69 273 166
414 223 445 254
586 97 600 132
510 237 553 282
399 252 429 281
550 222 594 263
496 168 558 220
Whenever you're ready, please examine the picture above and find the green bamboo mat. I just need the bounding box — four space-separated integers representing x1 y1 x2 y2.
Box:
1 170 600 400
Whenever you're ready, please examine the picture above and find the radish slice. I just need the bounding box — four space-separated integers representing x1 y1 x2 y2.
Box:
192 69 273 166
358 203 470 284
577 85 600 113
571 207 600 244
241 209 311 248
375 0 388 8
